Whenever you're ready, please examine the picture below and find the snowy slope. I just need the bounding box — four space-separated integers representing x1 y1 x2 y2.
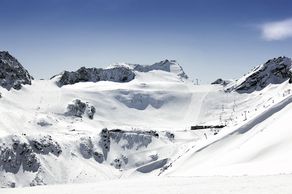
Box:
0 54 292 189
2 175 292 194
0 58 213 187
162 84 292 176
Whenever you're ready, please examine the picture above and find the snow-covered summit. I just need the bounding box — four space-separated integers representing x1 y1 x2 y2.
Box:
211 78 230 86
0 51 33 90
133 59 188 79
54 59 188 87
227 56 292 93
110 59 188 79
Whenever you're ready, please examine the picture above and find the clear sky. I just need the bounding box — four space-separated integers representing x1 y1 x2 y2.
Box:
1 0 292 83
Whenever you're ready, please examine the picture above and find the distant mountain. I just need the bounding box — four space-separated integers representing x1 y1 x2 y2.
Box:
131 59 188 79
53 66 136 87
0 51 33 90
53 59 188 87
211 78 230 86
226 56 292 93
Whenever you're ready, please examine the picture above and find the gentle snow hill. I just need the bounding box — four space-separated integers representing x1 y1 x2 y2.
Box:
0 53 292 189
2 175 292 194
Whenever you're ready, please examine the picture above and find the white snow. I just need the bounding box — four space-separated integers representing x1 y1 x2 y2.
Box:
2 175 292 194
0 58 292 193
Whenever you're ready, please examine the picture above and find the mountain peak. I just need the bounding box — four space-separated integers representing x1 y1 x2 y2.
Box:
132 59 188 79
0 51 33 90
227 56 292 93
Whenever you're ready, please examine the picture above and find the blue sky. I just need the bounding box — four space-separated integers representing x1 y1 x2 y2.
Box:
1 0 292 82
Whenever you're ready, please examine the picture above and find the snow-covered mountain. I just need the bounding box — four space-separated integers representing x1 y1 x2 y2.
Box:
0 51 33 90
1 53 292 190
226 56 292 93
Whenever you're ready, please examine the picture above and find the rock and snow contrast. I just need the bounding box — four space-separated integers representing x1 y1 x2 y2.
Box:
0 52 33 90
226 56 292 93
1 52 292 193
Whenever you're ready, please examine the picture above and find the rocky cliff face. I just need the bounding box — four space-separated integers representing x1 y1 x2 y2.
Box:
0 51 33 90
227 56 292 93
211 78 230 86
55 66 135 87
133 59 188 79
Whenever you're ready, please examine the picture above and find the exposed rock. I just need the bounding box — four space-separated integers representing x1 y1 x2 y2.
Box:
165 132 175 141
79 137 94 159
227 56 292 93
29 136 62 156
30 173 46 187
0 51 33 90
36 119 52 127
65 99 96 119
0 137 40 173
55 66 135 87
109 129 158 150
133 59 188 79
7 182 16 188
79 137 104 163
110 155 128 169
99 128 110 160
211 78 230 86
93 151 104 163
86 105 96 119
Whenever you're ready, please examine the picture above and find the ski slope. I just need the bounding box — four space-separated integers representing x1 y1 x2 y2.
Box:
162 83 292 176
0 57 292 190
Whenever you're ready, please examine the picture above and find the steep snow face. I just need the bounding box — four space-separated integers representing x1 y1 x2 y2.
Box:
227 56 292 93
0 51 33 90
54 66 136 87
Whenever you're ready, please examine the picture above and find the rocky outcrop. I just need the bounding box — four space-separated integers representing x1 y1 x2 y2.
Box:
110 155 128 169
133 59 188 79
227 56 292 93
29 136 62 156
55 66 135 87
109 129 158 150
80 129 161 165
0 137 40 173
99 128 110 160
65 99 96 119
211 78 230 86
0 51 33 90
79 137 104 163
0 135 61 174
